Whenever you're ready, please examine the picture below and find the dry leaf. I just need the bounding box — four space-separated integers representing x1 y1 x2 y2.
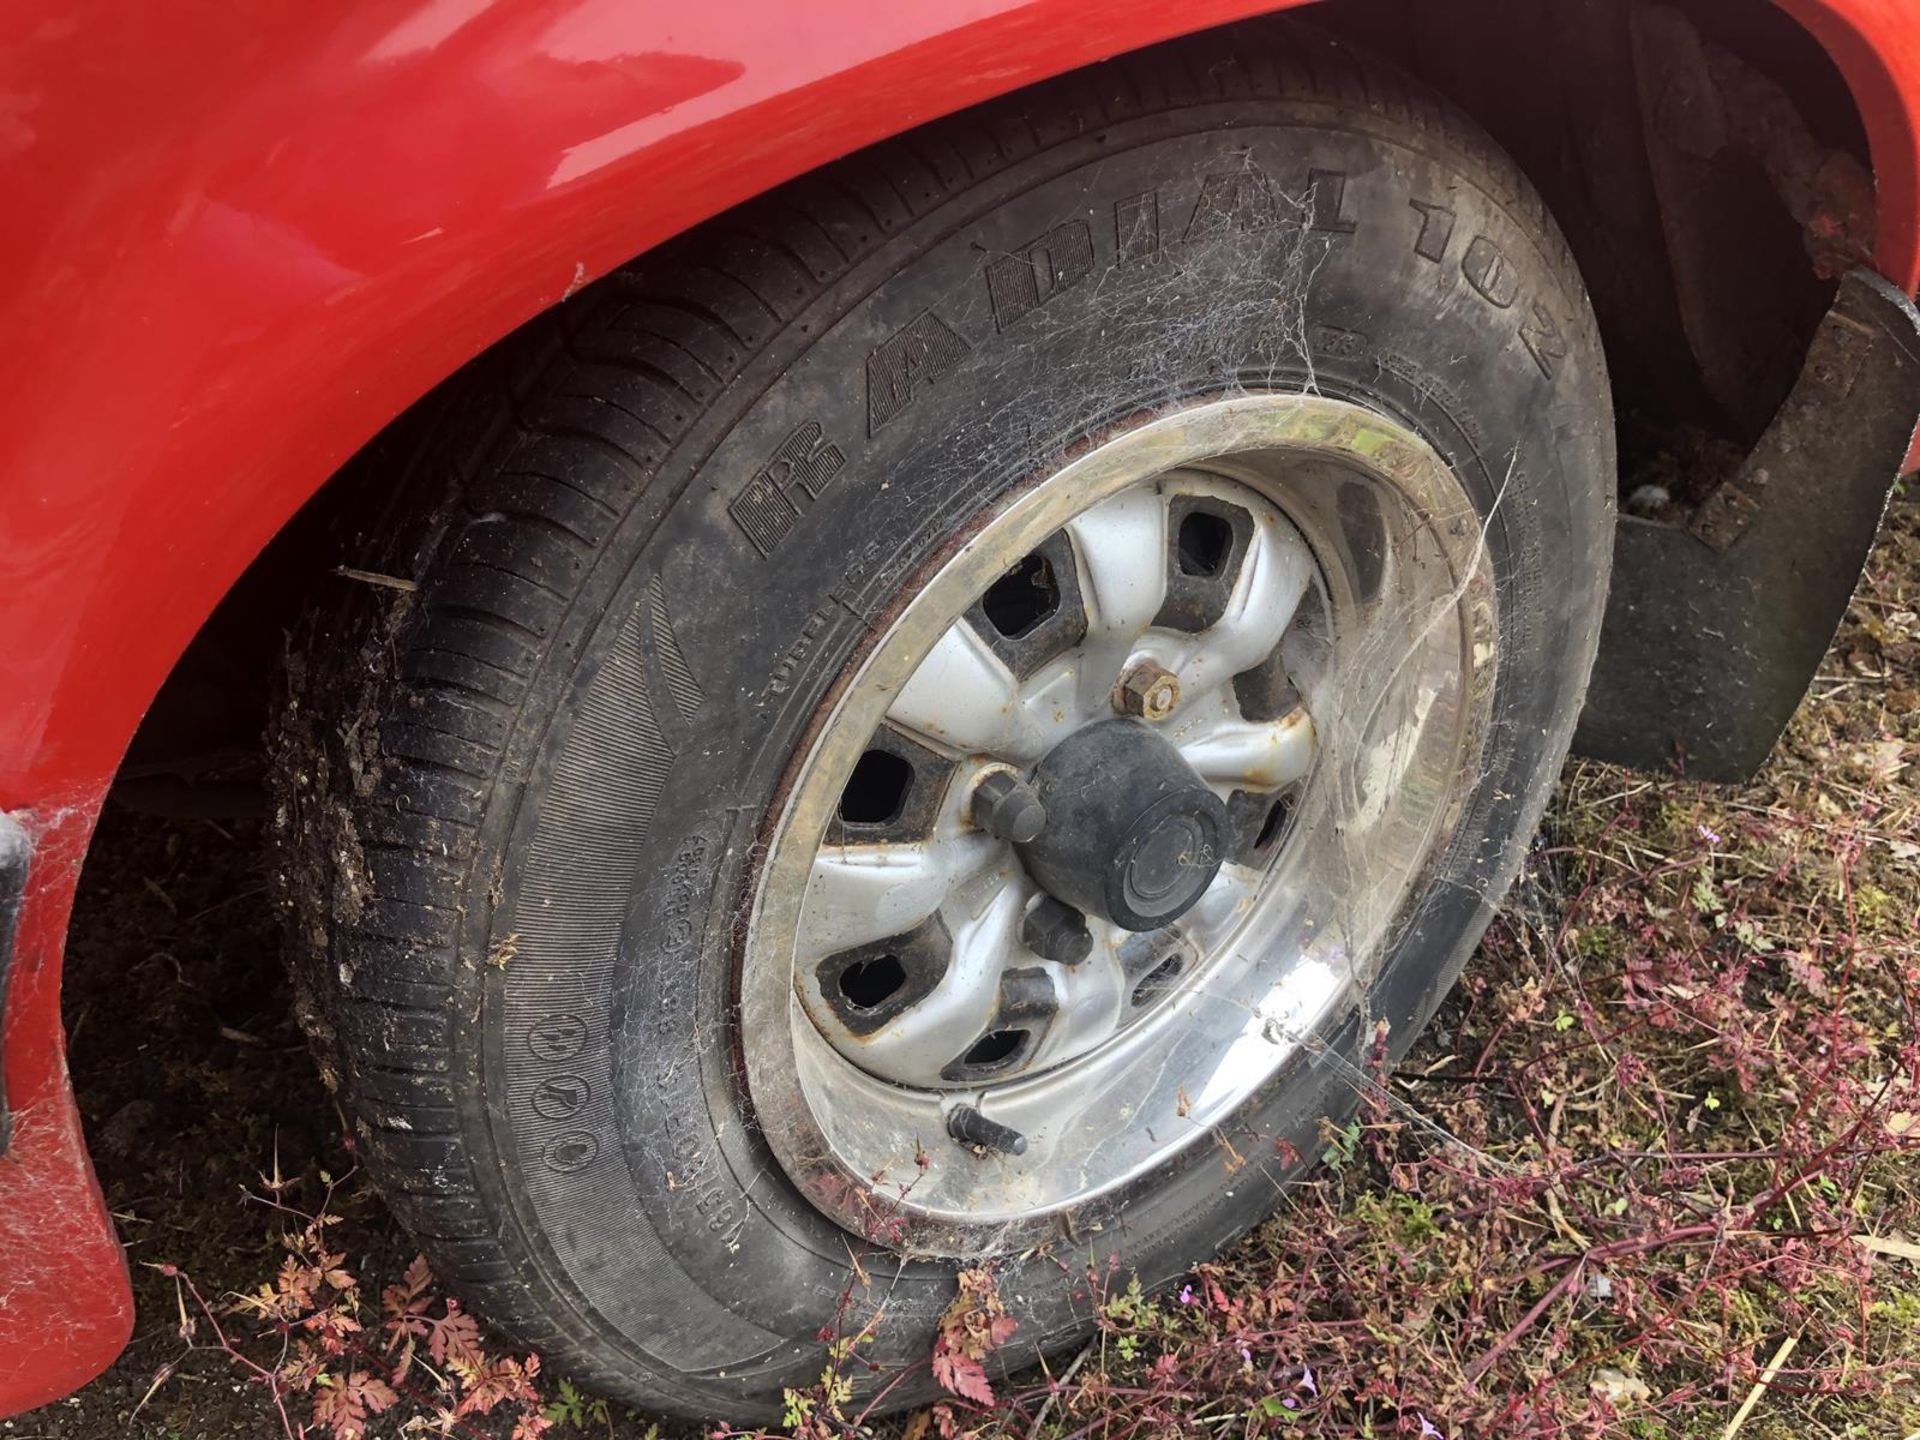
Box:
1854 1233 1920 1264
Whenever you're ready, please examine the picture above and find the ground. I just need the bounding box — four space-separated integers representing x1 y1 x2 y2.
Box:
14 495 1920 1440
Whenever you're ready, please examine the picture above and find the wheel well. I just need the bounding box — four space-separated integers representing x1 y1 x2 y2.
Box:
112 0 1878 812
1316 0 1871 448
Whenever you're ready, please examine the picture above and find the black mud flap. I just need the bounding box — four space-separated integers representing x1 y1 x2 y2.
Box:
0 811 26 1154
1574 269 1920 780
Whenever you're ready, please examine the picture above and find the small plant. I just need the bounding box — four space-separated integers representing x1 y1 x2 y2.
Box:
1321 1118 1363 1170
932 1268 1018 1406
541 1377 614 1433
152 1173 557 1440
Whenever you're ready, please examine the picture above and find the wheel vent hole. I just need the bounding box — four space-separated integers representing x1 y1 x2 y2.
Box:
981 552 1060 639
840 749 914 825
1131 955 1184 1008
837 954 907 1010
1254 794 1294 852
961 1029 1027 1068
1177 510 1235 578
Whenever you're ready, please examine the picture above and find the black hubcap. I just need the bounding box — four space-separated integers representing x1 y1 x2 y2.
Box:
1018 719 1228 931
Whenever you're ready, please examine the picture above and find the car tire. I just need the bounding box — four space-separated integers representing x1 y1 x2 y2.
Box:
276 21 1612 1421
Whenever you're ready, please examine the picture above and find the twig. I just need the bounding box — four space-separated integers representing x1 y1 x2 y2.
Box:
1466 1269 1579 1383
1027 1343 1095 1439
1470 1223 1723 1381
1722 1332 1798 1439
332 566 417 591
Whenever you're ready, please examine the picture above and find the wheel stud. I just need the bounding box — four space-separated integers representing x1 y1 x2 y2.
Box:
947 1105 1028 1156
971 769 1047 843
1114 658 1180 721
1022 897 1093 966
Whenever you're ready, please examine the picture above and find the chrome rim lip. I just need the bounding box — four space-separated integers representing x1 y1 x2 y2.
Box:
739 395 1497 1255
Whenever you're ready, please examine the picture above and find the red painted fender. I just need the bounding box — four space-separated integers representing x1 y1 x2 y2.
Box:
2 0 1916 1413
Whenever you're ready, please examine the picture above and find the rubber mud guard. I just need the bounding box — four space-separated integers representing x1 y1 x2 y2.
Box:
1574 269 1920 780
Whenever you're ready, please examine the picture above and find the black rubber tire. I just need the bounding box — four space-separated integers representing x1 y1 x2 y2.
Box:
276 20 1613 1422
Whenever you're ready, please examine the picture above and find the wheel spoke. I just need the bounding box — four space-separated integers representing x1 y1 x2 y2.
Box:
886 623 1020 752
887 621 1070 762
848 873 1030 1084
1168 511 1315 701
1064 489 1170 710
1179 861 1264 953
798 832 1002 961
1028 915 1131 1065
1178 706 1315 791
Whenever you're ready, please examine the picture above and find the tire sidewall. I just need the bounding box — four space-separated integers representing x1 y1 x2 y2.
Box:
440 100 1609 1413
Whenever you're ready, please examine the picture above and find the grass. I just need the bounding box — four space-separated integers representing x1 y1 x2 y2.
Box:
51 496 1920 1440
922 748 1920 1439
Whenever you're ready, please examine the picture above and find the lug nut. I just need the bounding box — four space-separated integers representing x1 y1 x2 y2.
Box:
1022 897 1093 966
971 769 1047 843
947 1105 1028 1156
1114 658 1180 721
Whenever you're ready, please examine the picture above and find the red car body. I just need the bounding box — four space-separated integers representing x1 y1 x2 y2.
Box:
0 0 1916 1414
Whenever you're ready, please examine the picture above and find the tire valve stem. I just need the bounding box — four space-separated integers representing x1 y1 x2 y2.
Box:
947 1106 1028 1156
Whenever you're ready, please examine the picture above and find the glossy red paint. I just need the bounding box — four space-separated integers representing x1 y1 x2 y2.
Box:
0 798 129 1416
1 0 1917 1414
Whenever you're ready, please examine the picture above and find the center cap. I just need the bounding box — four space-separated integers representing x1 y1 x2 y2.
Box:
1017 719 1229 932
